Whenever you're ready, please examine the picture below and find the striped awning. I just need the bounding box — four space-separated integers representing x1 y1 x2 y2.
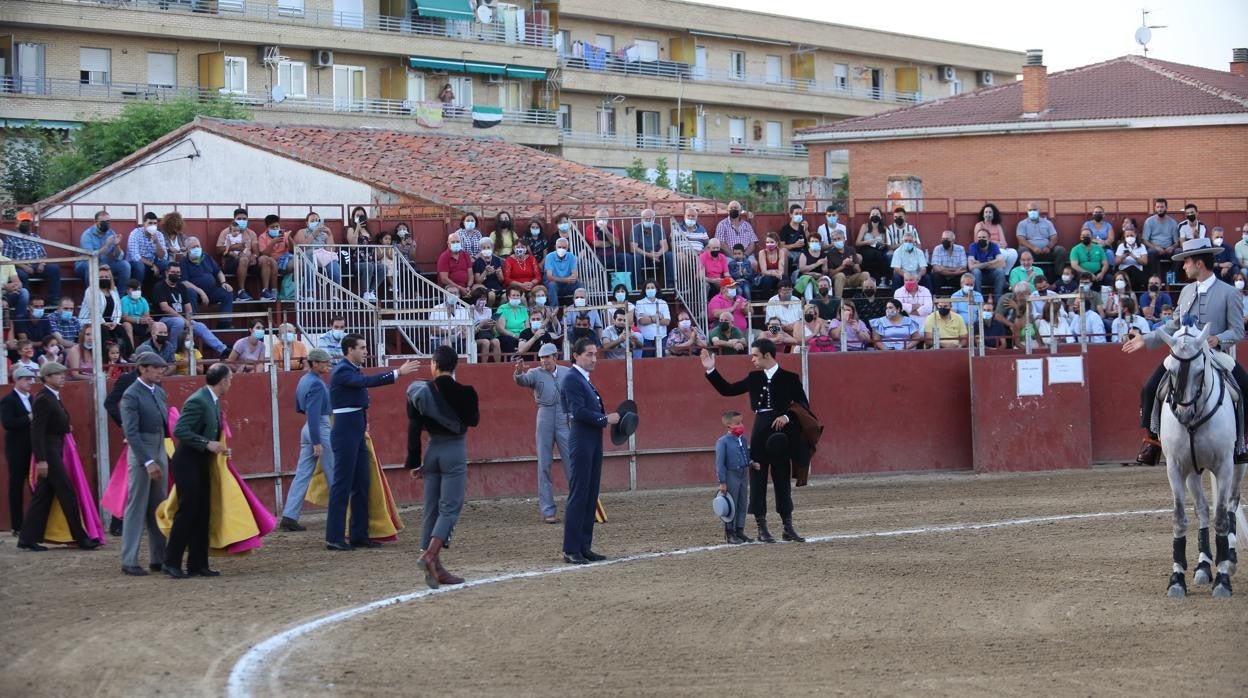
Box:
413 0 473 22
409 57 547 81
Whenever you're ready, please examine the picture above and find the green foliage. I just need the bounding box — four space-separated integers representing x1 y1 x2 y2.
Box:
675 170 696 195
652 157 671 190
4 96 251 202
625 157 648 181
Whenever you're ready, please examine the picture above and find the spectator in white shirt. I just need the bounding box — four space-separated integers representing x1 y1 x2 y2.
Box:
764 279 803 335
816 205 847 246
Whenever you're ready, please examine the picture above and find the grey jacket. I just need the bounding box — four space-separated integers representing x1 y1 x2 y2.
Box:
513 365 569 412
1144 277 1244 350
120 378 169 466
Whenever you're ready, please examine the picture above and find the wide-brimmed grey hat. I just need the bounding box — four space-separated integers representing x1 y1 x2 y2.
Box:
537 343 559 358
713 491 735 523
135 351 167 368
1172 237 1220 261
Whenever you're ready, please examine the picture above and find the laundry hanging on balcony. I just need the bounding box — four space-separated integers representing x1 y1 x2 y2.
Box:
472 105 503 128
413 102 444 129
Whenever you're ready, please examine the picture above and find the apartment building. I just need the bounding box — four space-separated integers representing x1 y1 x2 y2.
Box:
1 0 1022 197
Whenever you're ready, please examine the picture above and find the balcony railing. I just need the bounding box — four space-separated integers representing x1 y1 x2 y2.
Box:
1 76 557 127
559 55 920 104
559 130 807 159
21 0 553 50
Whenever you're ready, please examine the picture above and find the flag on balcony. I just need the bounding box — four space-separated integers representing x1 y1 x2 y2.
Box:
472 105 503 129
413 102 444 129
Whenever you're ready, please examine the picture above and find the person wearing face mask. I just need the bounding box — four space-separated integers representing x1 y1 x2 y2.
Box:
6 210 63 303
714 410 754 544
466 288 501 363
525 217 550 260
64 322 99 381
216 208 258 302
1110 296 1151 343
892 271 934 323
347 207 384 303
777 204 810 268
697 238 731 294
127 211 169 284
1114 226 1150 292
450 213 483 259
227 321 270 372
870 299 920 351
1207 226 1237 282
766 279 804 335
1068 275 1107 345
1176 203 1207 243
489 210 516 257
889 231 930 291
294 213 342 285
829 302 871 351
630 208 675 286
437 232 474 300
180 238 236 331
884 206 920 253
968 228 1006 300
1015 201 1068 276
76 210 135 290
929 230 969 294
1082 206 1116 263
825 231 868 299
973 202 1018 276
808 275 840 320
635 279 671 357
315 316 349 364
543 238 582 307
707 278 748 332
502 238 542 294
756 232 788 295
516 310 555 358
1142 198 1179 278
715 200 757 257
923 300 968 349
673 206 710 256
429 286 471 354
472 238 505 306
1054 265 1079 295
494 289 530 356
134 321 176 364
793 234 829 299
394 225 418 266
800 302 835 352
1071 225 1109 284
272 322 309 371
664 311 706 357
605 282 636 325
585 208 625 272
855 206 891 280
512 343 574 523
708 310 747 355
1234 223 1248 275
816 205 847 246
78 267 129 357
255 216 294 301
48 297 83 345
569 315 600 348
1139 275 1172 323
564 288 603 330
853 277 888 322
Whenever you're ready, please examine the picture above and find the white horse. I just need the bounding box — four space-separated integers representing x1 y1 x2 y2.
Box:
1157 323 1245 598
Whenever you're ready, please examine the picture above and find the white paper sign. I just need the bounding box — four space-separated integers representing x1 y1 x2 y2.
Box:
1016 359 1044 397
1047 356 1084 385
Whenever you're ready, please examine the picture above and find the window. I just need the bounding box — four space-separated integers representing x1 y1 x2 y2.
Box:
594 35 614 53
333 65 365 111
498 81 522 111
15 43 46 95
729 51 745 80
222 56 247 94
556 30 570 56
637 110 661 148
277 60 307 98
332 0 364 29
217 0 244 11
870 68 883 99
692 46 707 80
277 0 304 16
635 40 659 62
596 107 616 138
406 71 425 103
79 47 110 85
765 121 782 148
728 117 746 145
448 76 472 108
833 63 848 91
765 55 782 84
147 52 176 88
558 103 571 132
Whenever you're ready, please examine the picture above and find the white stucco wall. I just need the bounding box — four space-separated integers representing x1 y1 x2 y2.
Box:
42 130 375 220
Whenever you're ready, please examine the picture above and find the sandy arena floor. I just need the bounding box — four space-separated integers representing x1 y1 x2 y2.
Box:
1 467 1246 697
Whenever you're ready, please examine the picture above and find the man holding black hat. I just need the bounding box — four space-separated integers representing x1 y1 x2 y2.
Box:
119 352 170 575
700 340 810 543
2 366 38 536
1124 236 1248 465
513 343 572 523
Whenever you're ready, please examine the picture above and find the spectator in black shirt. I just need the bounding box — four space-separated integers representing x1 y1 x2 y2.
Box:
150 263 228 358
778 203 810 269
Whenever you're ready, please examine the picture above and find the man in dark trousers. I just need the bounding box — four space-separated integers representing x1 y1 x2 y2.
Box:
325 333 419 551
700 340 809 543
18 362 101 551
407 344 480 588
164 363 233 578
103 368 140 536
559 338 620 565
2 366 38 536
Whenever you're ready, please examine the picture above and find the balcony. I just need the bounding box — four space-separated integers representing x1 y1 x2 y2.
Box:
559 55 920 106
558 129 807 159
2 0 555 62
1 76 560 144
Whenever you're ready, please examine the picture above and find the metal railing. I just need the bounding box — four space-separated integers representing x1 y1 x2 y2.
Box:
559 130 807 159
292 248 380 357
560 55 921 104
565 223 612 309
23 0 554 49
376 304 477 364
0 76 557 126
671 229 710 333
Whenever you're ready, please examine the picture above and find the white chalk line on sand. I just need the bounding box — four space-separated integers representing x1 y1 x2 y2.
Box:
225 507 1168 698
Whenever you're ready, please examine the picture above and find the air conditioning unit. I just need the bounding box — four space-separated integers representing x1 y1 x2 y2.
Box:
978 71 994 86
313 49 334 68
938 65 956 82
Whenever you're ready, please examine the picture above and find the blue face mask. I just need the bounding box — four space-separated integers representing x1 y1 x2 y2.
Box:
60 310 73 320
509 297 522 307
642 220 654 228
557 222 571 232
1028 210 1040 221
252 329 265 340
833 240 845 250
31 308 44 319
268 228 281 238
189 248 203 261
450 242 463 253
903 242 914 252
531 320 543 330
235 219 248 228
329 329 345 340
308 220 320 230
645 288 657 299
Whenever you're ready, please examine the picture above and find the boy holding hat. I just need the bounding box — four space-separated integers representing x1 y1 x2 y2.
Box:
714 410 754 544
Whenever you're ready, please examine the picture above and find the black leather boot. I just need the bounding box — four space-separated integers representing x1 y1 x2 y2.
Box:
735 527 753 543
756 518 776 543
781 519 806 543
1135 432 1161 466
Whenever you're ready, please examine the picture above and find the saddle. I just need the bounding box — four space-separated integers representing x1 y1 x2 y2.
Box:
1151 350 1244 453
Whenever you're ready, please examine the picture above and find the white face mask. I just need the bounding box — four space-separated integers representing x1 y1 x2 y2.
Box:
596 218 608 227
573 297 587 307
1114 279 1127 290
556 248 568 258
128 290 142 300
685 218 697 227
678 319 691 330
481 250 492 259
1237 280 1246 290
1125 236 1136 246
726 288 737 298
145 224 158 234
962 285 974 295
615 291 626 302
1214 238 1224 247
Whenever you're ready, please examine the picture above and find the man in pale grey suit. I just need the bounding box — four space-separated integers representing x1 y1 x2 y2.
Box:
513 343 572 523
1125 237 1248 465
119 352 171 576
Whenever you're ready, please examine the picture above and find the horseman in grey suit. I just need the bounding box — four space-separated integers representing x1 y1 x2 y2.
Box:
119 353 171 576
1125 238 1248 465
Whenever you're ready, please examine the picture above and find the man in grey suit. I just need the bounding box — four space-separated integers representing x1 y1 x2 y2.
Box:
1124 237 1248 465
119 352 171 576
513 343 572 523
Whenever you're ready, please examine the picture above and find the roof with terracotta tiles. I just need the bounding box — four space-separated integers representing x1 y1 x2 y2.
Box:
798 55 1248 138
40 117 703 213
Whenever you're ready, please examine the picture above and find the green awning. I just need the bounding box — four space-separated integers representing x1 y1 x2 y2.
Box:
414 0 473 21
505 66 547 80
409 56 465 72
464 61 506 76
0 118 83 130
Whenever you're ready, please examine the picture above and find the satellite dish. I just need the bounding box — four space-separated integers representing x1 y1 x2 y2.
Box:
1134 26 1152 46
272 84 287 103
476 4 493 23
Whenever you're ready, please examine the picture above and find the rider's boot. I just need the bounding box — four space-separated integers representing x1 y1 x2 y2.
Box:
1136 431 1162 466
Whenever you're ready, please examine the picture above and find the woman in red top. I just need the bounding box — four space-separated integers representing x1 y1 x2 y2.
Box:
503 240 542 293
756 232 787 295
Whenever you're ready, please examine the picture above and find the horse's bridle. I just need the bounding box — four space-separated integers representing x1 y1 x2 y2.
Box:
1167 347 1225 434
1169 350 1205 410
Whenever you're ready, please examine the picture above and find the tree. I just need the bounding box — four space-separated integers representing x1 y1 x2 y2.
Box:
652 157 672 190
625 157 647 182
675 170 696 195
6 96 252 202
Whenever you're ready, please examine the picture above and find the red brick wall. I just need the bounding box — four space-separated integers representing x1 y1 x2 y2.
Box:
807 125 1248 204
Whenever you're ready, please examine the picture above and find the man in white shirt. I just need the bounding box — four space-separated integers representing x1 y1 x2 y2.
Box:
765 279 803 335
816 205 847 246
634 283 671 357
